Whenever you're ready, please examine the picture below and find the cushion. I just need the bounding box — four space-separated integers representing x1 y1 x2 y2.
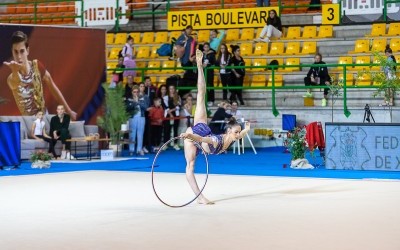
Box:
69 121 86 138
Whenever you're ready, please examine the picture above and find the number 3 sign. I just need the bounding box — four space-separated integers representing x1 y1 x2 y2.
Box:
322 4 340 24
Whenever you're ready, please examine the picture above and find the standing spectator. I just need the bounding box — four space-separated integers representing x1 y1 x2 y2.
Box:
143 76 158 153
163 84 181 150
381 45 397 106
49 105 72 159
227 101 244 121
157 84 167 99
202 42 216 106
257 0 270 7
303 53 331 107
209 101 233 134
209 29 226 52
174 25 196 67
147 97 164 152
230 45 245 106
182 94 196 127
216 44 232 102
124 78 137 100
126 85 150 156
31 111 56 158
110 56 125 88
254 9 282 43
121 36 137 83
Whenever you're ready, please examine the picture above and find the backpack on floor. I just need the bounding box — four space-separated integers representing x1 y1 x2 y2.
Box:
157 43 172 56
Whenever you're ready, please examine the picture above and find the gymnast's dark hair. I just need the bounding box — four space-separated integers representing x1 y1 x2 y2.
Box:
225 117 241 131
385 45 393 54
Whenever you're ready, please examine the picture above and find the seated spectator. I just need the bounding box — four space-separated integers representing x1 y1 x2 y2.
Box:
209 101 233 134
50 105 72 159
254 9 282 43
303 53 331 107
256 0 270 7
227 101 244 121
31 111 56 158
308 0 321 10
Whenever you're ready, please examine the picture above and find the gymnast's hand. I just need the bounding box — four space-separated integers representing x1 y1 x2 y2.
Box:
3 60 23 73
180 133 189 139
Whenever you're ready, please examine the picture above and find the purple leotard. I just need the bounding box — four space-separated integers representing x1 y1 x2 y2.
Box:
191 123 224 154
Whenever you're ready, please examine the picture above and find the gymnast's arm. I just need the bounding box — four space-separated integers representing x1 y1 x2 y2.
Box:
180 133 215 145
238 122 251 139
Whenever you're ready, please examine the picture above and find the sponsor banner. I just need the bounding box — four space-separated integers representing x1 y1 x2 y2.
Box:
326 123 400 171
167 7 278 30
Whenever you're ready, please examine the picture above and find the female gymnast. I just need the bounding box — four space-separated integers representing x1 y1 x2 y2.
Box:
180 49 251 205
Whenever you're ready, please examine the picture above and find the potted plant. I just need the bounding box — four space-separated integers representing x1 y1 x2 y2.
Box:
30 150 52 169
97 83 129 152
284 127 314 169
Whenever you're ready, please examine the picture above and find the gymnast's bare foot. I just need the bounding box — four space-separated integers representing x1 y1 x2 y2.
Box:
196 49 203 66
197 197 215 205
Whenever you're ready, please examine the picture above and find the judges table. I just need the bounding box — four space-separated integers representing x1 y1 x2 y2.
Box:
209 120 257 155
0 122 21 167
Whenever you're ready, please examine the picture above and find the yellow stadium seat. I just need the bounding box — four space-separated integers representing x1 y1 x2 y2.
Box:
108 48 121 59
129 33 141 44
135 61 147 71
114 33 127 45
268 74 283 87
150 46 159 58
356 73 371 86
318 25 333 38
371 56 382 70
155 32 168 44
243 58 252 70
136 46 150 59
134 77 143 83
169 31 182 41
285 42 300 55
387 23 400 36
226 29 240 41
270 58 284 71
284 58 300 71
106 33 114 44
354 56 371 70
158 76 168 86
251 74 267 87
371 38 387 52
255 27 264 38
302 26 317 39
243 75 251 87
142 32 154 44
350 39 369 53
240 43 253 56
197 30 210 43
240 28 255 41
252 58 268 71
106 62 118 71
372 72 386 86
269 42 284 55
367 23 386 37
390 38 400 52
285 27 301 39
301 41 317 55
147 61 161 74
337 56 353 70
338 73 354 86
254 43 268 55
161 61 176 74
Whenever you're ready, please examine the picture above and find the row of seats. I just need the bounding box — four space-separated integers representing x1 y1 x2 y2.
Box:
107 40 317 60
106 25 333 45
350 38 400 54
366 23 400 37
336 54 400 71
0 13 75 24
5 2 75 14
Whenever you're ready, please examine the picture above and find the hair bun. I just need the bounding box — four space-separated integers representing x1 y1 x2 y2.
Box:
386 44 391 49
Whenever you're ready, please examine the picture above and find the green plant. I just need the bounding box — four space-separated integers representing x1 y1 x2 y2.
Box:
30 150 52 162
284 127 309 160
97 83 129 145
357 52 400 102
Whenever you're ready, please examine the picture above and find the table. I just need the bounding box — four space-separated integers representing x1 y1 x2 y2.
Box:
67 138 111 160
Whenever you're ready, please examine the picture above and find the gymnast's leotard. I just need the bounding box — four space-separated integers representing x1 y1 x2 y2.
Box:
191 123 225 154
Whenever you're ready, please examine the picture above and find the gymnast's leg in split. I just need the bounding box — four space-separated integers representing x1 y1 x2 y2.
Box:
183 50 214 205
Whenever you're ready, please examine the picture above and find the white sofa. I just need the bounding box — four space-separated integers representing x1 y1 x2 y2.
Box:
0 115 99 159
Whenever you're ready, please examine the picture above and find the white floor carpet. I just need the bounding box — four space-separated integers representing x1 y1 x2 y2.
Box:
0 171 399 250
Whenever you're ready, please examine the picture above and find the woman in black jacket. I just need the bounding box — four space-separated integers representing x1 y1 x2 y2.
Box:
215 44 232 102
208 101 233 134
202 42 216 106
229 45 245 106
254 9 282 43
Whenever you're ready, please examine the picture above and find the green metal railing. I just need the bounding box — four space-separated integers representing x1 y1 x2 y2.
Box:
383 0 400 22
0 0 84 26
107 61 399 118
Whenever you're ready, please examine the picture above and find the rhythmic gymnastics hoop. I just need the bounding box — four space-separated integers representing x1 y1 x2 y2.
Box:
151 136 209 208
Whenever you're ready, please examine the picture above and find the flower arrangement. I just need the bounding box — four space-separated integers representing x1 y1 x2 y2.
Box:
30 150 53 162
284 127 308 160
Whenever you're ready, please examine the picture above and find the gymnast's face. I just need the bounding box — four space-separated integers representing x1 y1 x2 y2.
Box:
227 125 241 141
12 41 29 65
